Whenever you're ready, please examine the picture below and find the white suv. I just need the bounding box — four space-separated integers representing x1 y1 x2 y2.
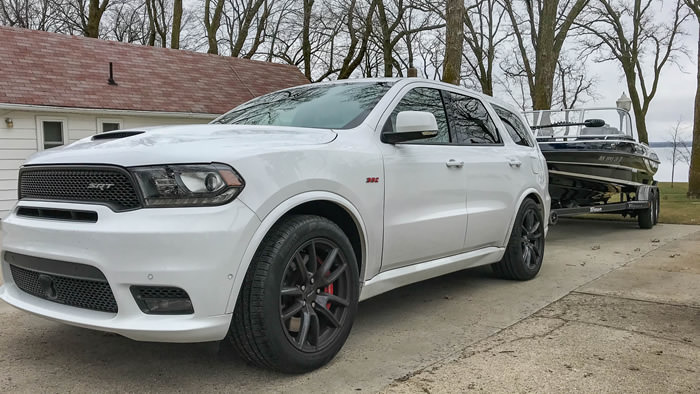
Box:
0 78 549 372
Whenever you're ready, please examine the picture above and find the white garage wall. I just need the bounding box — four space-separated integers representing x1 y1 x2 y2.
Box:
0 109 213 219
0 111 36 216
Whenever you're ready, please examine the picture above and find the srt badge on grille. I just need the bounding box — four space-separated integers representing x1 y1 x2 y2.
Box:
87 183 115 191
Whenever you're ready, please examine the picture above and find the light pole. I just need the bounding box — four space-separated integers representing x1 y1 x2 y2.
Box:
616 92 633 136
616 92 632 111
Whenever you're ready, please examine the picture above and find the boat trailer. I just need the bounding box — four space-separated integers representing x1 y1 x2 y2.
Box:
549 184 659 229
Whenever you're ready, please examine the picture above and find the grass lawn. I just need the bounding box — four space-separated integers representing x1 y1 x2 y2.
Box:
572 182 699 225
656 182 700 225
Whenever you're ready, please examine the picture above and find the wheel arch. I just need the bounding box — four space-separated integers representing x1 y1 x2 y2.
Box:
502 189 548 246
225 192 368 313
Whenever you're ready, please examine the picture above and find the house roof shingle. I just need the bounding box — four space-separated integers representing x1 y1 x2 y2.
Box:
0 26 310 114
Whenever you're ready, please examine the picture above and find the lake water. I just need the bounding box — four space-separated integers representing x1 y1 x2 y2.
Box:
652 147 690 183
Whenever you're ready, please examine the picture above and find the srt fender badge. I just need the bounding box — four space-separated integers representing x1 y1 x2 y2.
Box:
366 177 379 183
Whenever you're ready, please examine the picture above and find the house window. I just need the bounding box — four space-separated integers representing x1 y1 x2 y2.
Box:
98 118 123 133
37 118 66 150
103 122 120 132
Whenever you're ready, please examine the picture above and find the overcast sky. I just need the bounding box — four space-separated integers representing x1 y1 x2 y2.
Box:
575 20 697 143
585 52 696 143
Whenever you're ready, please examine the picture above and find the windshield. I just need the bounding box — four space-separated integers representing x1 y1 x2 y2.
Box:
212 82 393 129
526 108 634 139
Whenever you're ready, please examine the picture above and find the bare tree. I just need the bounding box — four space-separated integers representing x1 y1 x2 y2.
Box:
361 36 385 77
301 0 314 77
269 0 343 80
145 0 170 47
578 0 690 144
499 61 531 111
263 0 307 73
462 0 510 95
85 0 109 37
223 0 271 58
106 1 149 43
373 0 444 77
0 0 56 29
266 0 334 79
262 0 296 61
171 0 181 48
266 0 379 81
204 0 226 54
54 0 111 37
415 30 443 79
337 0 378 79
683 0 700 197
442 0 464 85
502 0 589 110
554 54 599 109
667 120 692 187
391 4 433 76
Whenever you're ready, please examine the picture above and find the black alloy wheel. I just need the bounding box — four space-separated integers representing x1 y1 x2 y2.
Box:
492 199 545 280
279 238 352 352
229 215 359 373
520 208 545 271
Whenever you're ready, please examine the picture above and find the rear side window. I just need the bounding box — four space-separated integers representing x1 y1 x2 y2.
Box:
383 87 450 144
493 105 533 147
443 92 501 144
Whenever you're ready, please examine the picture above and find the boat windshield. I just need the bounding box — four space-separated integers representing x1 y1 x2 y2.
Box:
526 108 633 139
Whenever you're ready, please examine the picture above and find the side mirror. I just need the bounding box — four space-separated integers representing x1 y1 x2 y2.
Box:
382 111 439 144
584 118 605 128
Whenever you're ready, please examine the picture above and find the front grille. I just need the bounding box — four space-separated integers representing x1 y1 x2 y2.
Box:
19 166 141 211
9 264 118 313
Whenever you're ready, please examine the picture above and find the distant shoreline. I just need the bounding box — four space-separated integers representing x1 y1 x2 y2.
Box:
649 141 692 148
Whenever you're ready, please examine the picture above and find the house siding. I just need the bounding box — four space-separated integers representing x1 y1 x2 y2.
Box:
0 109 213 218
0 112 34 216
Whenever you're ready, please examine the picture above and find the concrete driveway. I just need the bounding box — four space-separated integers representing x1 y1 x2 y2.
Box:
0 220 698 392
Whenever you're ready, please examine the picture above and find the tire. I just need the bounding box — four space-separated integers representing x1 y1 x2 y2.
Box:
638 190 656 229
654 189 660 225
228 214 359 373
492 199 545 281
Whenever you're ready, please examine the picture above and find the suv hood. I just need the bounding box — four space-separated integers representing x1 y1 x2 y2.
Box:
26 124 338 167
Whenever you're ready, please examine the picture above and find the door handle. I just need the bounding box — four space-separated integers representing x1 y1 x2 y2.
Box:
446 159 464 168
508 159 522 168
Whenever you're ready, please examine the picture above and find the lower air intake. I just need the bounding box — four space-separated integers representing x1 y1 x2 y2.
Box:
9 264 118 313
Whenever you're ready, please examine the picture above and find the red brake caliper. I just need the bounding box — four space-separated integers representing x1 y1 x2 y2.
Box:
324 284 334 309
317 257 334 309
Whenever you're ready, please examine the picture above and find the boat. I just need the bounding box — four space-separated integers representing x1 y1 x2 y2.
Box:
526 108 660 210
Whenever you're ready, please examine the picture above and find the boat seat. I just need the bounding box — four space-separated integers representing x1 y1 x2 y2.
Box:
580 126 622 136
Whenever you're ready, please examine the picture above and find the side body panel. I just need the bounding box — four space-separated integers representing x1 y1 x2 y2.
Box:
379 143 469 269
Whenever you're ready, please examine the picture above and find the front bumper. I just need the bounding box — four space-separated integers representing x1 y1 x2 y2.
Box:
0 199 260 342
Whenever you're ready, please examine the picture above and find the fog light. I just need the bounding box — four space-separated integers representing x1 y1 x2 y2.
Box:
130 286 194 315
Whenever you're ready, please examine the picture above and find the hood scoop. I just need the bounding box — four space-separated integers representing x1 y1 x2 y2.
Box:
92 131 145 140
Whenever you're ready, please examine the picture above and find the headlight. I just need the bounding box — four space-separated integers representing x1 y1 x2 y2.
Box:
131 163 244 207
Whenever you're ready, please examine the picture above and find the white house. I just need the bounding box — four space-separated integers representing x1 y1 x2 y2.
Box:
0 26 309 218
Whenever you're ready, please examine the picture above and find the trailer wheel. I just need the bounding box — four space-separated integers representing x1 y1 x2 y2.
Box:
638 190 656 229
653 190 660 225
